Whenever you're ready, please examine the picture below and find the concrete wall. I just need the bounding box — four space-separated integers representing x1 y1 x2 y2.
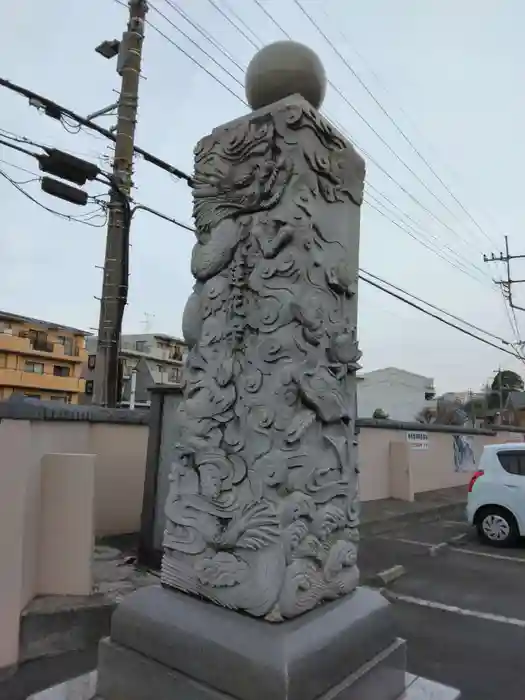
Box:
0 399 149 672
358 421 525 501
138 386 525 566
3 421 148 538
2 392 525 672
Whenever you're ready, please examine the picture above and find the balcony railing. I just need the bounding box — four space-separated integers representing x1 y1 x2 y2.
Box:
0 368 83 392
32 339 54 353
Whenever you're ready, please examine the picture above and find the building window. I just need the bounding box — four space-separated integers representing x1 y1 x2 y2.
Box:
87 354 96 370
24 393 41 399
0 354 6 368
25 361 44 374
53 365 71 377
50 396 67 402
170 345 183 361
85 380 94 395
169 368 181 383
57 335 74 355
425 392 435 401
28 330 52 352
135 341 148 352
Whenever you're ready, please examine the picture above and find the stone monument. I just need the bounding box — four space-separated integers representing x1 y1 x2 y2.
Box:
96 41 460 700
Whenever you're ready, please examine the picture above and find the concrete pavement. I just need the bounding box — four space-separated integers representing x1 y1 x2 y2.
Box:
360 517 525 700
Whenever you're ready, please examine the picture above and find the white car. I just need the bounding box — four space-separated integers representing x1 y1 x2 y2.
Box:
466 442 525 547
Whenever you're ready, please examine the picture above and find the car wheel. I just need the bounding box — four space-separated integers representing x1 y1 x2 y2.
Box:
476 507 519 547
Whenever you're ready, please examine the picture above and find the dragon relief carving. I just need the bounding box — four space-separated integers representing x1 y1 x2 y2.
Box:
162 96 365 620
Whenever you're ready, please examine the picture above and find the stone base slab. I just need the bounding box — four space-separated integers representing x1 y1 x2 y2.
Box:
96 584 406 700
97 635 406 700
402 674 461 699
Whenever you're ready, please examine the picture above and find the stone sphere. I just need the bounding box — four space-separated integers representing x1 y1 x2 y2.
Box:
245 41 327 110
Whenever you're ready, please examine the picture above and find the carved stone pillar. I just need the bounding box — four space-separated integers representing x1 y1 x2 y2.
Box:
95 41 460 700
161 94 364 622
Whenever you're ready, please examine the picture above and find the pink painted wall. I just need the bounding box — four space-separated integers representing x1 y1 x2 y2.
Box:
359 426 525 500
0 418 148 671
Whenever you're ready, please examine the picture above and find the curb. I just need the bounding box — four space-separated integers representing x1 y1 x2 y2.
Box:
367 564 406 587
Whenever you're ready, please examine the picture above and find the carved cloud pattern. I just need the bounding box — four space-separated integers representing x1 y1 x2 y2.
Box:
162 96 365 620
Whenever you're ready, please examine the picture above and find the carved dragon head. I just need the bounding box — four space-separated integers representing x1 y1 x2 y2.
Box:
192 116 291 236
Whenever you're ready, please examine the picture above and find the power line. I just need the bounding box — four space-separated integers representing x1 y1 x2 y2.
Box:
160 0 245 72
315 4 503 241
149 1 245 88
366 181 476 262
1 141 510 358
257 0 494 259
0 168 107 227
147 0 486 275
125 194 514 356
0 157 41 178
130 202 196 232
484 236 525 314
3 16 510 355
322 100 488 259
364 197 489 287
360 268 511 345
364 190 490 285
252 0 291 39
146 14 247 104
167 3 491 288
203 0 259 49
292 0 498 250
235 6 493 275
325 115 489 265
217 0 262 48
0 75 192 183
360 273 520 359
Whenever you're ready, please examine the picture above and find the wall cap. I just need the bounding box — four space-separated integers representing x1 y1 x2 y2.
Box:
0 397 149 424
356 418 497 436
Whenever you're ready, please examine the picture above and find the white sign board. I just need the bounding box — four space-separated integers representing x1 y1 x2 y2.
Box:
406 431 429 450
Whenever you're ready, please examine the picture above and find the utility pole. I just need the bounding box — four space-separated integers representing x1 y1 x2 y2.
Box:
495 367 504 413
93 0 148 406
483 236 525 313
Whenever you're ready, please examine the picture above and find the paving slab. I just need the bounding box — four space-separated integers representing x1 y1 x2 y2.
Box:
359 538 430 584
391 601 525 700
376 521 470 547
361 488 467 535
388 547 525 621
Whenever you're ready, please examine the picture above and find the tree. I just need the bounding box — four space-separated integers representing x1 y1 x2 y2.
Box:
488 370 524 410
372 408 389 420
463 397 486 426
415 398 468 426
415 406 434 424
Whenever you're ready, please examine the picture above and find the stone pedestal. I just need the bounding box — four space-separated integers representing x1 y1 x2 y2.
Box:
96 585 405 700
95 585 460 700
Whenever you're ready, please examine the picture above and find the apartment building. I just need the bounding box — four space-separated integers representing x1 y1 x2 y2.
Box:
82 333 187 406
358 367 436 421
0 310 89 404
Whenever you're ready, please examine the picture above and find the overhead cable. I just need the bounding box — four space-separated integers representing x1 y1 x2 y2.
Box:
291 0 498 249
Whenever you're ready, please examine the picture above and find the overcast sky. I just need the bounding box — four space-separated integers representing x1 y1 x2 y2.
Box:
1 0 524 392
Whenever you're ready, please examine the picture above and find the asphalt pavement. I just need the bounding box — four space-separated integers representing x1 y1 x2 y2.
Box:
360 517 525 699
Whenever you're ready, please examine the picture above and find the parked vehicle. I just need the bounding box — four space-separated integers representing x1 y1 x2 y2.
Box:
466 442 525 547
